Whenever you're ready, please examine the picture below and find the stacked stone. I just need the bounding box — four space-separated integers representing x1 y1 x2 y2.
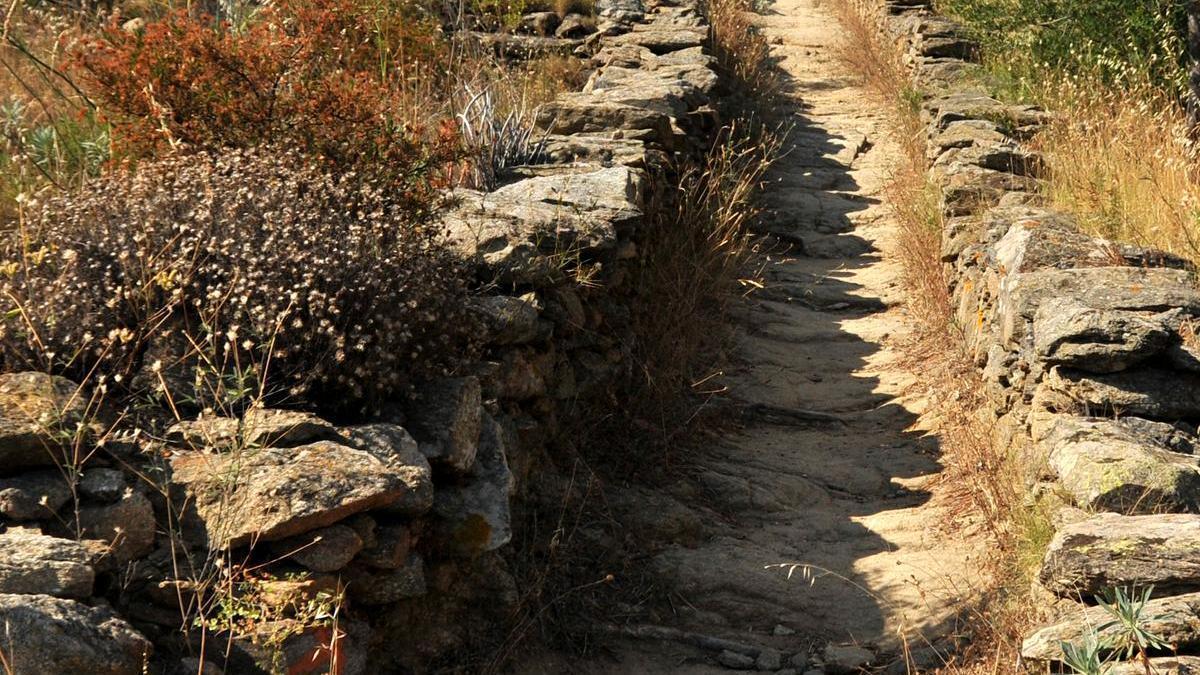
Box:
859 0 1200 671
0 0 722 671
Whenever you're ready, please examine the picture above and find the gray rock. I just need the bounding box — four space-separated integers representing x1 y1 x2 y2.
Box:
346 554 426 604
0 531 93 598
434 413 515 556
1021 591 1200 662
773 624 795 636
716 649 755 669
0 372 91 471
166 408 339 452
789 652 810 669
594 0 644 22
277 524 363 573
937 163 1037 216
485 166 644 248
1041 512 1200 596
999 267 1200 349
1105 658 1200 674
77 490 156 564
520 11 560 36
355 523 412 569
756 647 783 670
1045 366 1200 421
339 424 434 516
1039 416 1200 513
536 95 673 145
609 25 706 54
926 119 1008 160
933 139 1038 176
0 468 70 519
822 644 873 673
541 133 651 167
170 440 425 548
79 468 125 503
556 13 594 38
471 294 541 346
1115 416 1199 455
0 593 151 674
1032 299 1173 372
405 376 481 474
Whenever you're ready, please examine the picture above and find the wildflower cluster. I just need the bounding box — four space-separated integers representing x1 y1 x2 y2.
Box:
0 147 478 414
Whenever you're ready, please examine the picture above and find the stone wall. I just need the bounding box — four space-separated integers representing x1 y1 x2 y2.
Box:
860 0 1200 670
0 1 720 673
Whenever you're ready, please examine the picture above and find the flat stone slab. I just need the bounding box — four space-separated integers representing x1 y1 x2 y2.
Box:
1046 367 1200 421
170 440 427 548
1041 512 1200 597
0 530 94 598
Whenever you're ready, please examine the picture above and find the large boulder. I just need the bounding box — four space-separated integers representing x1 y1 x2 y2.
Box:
0 372 91 472
170 440 427 548
0 530 94 598
0 593 151 674
1039 416 1200 513
1041 512 1200 597
1022 591 1200 662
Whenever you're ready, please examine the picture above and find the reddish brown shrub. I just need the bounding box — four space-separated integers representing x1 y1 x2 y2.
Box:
73 0 460 191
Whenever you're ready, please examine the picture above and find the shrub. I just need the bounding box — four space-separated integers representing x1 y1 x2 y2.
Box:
0 147 477 415
73 0 460 192
937 0 1187 96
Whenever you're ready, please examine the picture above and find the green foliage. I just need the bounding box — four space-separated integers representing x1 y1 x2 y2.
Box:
1061 632 1107 675
936 0 1188 98
1059 585 1171 675
1097 586 1171 661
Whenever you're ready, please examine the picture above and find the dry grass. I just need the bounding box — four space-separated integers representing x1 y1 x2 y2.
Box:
707 0 782 104
1031 77 1200 262
828 0 1055 671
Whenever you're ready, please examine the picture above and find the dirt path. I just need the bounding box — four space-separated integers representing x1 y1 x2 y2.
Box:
523 0 980 671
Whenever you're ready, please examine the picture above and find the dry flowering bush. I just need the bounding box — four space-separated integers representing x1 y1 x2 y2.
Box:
0 147 478 415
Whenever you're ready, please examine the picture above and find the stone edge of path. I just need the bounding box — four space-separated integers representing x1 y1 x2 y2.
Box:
851 0 1200 668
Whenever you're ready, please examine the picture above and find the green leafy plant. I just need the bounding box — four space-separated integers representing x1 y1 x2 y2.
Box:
1060 586 1171 675
1061 632 1107 675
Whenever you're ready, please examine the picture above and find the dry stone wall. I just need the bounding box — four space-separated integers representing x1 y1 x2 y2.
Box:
861 0 1200 669
0 1 719 672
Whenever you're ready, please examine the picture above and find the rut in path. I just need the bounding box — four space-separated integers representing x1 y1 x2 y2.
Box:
526 0 981 671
